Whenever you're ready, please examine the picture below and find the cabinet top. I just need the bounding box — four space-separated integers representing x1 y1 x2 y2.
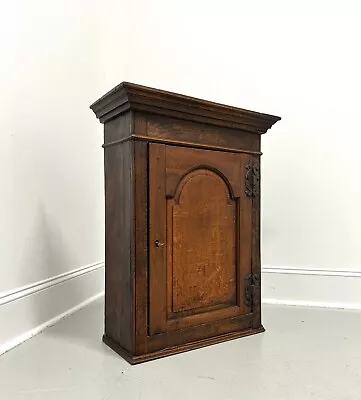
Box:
90 82 280 134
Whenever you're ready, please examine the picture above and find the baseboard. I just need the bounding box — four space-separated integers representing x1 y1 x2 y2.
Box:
262 266 361 310
0 262 105 356
2 263 360 356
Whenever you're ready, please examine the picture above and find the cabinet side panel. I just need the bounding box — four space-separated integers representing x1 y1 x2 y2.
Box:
104 111 131 144
104 139 134 352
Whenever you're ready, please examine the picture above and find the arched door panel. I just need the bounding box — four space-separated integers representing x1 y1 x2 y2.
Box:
149 144 253 335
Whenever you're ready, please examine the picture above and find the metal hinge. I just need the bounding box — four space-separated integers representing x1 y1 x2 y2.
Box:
245 164 260 197
244 273 260 308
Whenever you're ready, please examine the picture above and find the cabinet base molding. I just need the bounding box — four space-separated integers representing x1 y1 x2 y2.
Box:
103 326 265 365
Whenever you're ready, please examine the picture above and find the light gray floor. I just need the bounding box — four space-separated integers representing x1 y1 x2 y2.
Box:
1 299 361 400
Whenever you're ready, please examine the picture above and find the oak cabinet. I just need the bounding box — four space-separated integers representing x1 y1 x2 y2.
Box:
90 83 280 364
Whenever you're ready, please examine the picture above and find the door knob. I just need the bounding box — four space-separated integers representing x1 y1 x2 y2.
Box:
155 240 165 248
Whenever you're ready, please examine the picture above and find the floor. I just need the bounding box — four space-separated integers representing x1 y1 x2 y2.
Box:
0 300 360 400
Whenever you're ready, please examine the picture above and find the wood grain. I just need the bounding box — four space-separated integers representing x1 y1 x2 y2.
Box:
148 144 167 335
90 82 280 364
148 144 253 333
104 135 133 353
104 111 131 144
103 325 265 365
251 155 262 328
171 168 237 313
147 114 260 151
91 82 281 133
165 145 243 197
103 134 262 155
133 139 149 355
147 314 253 352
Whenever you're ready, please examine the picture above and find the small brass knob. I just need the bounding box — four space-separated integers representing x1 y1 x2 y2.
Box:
155 240 165 248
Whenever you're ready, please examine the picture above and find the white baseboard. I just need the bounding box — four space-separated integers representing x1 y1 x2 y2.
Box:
2 263 360 356
262 266 361 310
0 262 105 356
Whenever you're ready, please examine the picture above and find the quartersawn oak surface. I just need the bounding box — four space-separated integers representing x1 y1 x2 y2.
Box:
91 82 280 363
148 145 253 338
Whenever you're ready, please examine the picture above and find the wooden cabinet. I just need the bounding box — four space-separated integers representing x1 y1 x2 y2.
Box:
90 82 280 364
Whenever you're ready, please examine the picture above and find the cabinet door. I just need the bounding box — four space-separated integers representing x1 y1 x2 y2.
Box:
149 143 255 335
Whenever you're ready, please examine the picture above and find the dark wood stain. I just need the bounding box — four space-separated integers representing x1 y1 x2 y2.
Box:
164 146 244 197
148 143 167 335
170 168 237 313
102 134 262 155
103 325 264 365
133 139 149 355
104 111 131 144
147 314 253 352
148 145 252 334
103 134 133 353
91 82 281 133
251 155 262 329
91 82 280 364
147 114 260 152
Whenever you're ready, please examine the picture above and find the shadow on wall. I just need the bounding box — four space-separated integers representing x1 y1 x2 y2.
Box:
17 202 88 331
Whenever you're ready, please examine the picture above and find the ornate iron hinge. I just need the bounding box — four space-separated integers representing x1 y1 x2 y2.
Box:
244 273 260 308
245 164 260 197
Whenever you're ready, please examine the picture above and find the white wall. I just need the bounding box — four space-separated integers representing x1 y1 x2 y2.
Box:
118 0 361 270
0 0 112 353
111 0 361 307
1 0 361 353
